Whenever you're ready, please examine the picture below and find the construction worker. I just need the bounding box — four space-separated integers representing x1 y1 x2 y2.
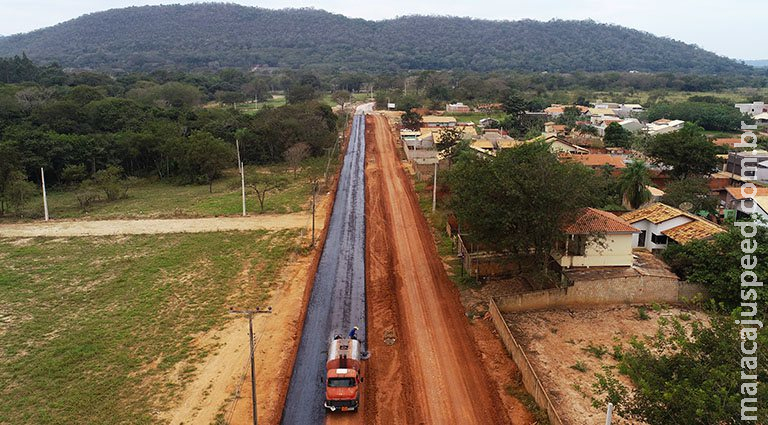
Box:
348 326 359 339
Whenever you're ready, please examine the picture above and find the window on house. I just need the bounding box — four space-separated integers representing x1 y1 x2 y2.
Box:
651 233 668 245
638 230 647 247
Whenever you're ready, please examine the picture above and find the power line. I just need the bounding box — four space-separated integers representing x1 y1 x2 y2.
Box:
228 306 272 425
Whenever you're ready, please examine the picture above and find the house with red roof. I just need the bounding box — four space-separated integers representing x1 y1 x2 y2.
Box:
552 208 639 268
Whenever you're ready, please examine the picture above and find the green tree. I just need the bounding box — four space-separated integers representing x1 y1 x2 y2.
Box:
93 165 130 201
646 123 718 179
502 93 527 116
448 141 599 271
555 106 583 128
594 313 767 424
400 110 422 130
331 90 351 110
646 101 749 131
2 171 35 216
603 122 631 148
662 224 768 309
660 177 717 215
0 142 23 215
245 171 289 212
286 84 316 104
435 127 465 159
182 132 235 192
619 160 651 209
61 164 88 187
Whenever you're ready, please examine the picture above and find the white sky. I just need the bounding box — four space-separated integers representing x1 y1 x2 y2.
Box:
1 0 765 60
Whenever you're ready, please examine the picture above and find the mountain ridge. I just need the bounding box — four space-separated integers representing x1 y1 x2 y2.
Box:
0 3 752 74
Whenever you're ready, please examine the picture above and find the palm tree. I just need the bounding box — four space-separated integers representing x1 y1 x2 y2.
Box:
620 160 651 209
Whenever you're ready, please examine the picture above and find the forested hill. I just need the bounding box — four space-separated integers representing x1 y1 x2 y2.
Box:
0 3 751 74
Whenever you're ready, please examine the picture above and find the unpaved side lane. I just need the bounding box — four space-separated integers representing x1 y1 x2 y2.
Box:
368 114 509 424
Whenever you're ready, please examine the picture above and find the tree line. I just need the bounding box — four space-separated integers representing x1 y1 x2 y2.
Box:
0 65 338 216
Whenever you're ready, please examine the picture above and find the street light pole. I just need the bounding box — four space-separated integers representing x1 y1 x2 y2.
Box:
229 306 272 425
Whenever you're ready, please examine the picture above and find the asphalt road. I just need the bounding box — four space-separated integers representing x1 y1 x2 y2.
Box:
281 107 368 425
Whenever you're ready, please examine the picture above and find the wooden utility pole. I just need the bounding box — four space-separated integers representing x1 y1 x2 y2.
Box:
229 306 272 425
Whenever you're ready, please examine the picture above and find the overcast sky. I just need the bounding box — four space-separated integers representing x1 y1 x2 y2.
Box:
1 0 765 60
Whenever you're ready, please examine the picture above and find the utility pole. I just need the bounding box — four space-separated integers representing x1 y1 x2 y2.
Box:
432 161 438 213
311 178 318 246
229 306 272 425
605 403 614 425
40 168 49 221
236 139 246 217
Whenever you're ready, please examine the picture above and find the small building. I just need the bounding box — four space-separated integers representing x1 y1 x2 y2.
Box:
545 135 589 155
724 186 768 223
421 115 457 128
644 119 685 136
561 153 627 170
479 117 500 128
735 101 767 117
552 208 638 268
544 122 568 135
754 112 768 127
621 203 725 250
724 150 768 183
615 103 645 118
446 102 471 113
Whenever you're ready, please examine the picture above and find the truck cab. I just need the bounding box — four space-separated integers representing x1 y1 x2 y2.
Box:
324 337 362 412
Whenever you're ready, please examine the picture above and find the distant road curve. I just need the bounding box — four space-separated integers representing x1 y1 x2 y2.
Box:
0 214 314 237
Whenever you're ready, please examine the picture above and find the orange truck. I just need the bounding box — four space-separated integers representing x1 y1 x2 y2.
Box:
324 337 362 412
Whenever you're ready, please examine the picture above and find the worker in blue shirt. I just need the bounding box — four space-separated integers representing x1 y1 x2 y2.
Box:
348 326 359 339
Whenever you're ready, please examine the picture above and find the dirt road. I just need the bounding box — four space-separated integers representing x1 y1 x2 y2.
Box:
0 214 316 237
364 114 509 424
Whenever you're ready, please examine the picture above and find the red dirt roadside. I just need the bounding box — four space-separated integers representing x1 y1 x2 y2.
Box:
362 114 530 424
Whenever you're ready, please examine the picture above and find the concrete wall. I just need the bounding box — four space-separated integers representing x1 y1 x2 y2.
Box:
496 275 705 313
489 298 565 425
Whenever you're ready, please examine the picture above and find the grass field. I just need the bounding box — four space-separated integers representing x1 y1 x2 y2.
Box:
8 156 336 222
0 229 300 424
236 94 287 114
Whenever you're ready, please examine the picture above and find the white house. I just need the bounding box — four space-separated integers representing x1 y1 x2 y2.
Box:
552 208 638 268
644 119 685 136
446 102 470 113
724 187 768 224
735 101 768 117
621 203 725 250
754 112 768 127
615 104 645 118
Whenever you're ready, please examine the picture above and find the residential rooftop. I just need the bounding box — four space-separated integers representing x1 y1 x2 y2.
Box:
562 208 638 235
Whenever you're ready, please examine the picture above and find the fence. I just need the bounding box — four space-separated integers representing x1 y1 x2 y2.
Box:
489 297 565 425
